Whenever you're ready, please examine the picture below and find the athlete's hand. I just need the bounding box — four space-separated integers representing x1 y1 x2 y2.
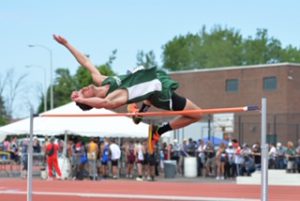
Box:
53 34 68 45
73 96 84 103
71 91 79 101
71 91 85 103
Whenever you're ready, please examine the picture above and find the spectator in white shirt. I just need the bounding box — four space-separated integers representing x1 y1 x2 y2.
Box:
268 144 277 169
109 138 121 179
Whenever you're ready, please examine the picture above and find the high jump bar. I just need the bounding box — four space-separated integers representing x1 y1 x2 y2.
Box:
41 105 259 118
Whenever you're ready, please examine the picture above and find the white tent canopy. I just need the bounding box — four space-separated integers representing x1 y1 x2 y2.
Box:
0 102 148 139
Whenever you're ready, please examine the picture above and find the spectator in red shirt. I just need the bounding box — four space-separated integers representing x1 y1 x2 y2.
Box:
46 138 62 180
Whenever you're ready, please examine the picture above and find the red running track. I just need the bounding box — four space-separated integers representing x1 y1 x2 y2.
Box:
0 178 299 201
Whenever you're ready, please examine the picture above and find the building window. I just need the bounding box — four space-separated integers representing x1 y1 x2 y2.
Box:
226 79 239 92
263 76 277 91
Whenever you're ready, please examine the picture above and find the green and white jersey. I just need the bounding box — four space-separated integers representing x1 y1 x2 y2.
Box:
101 67 179 109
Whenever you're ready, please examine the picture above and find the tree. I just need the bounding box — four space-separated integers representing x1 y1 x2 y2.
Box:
0 73 9 124
37 68 77 113
242 29 282 65
74 64 115 90
0 68 27 121
162 25 244 70
0 95 8 125
161 25 300 71
5 68 27 118
74 50 117 89
0 72 8 98
106 49 117 67
136 50 158 69
280 45 300 62
162 33 201 70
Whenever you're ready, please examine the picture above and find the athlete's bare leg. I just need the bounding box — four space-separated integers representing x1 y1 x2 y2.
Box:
169 99 202 130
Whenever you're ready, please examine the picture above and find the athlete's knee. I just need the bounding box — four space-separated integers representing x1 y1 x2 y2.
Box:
184 112 202 122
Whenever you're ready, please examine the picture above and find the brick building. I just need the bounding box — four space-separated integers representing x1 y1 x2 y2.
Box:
169 63 300 145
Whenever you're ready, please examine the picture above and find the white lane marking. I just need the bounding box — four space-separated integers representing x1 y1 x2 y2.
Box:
0 190 259 201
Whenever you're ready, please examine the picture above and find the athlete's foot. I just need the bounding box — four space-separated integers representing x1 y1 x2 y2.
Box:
148 125 160 154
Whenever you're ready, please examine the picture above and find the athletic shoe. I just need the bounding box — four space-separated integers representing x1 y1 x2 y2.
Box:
127 103 143 124
57 176 63 180
136 177 143 181
148 125 160 154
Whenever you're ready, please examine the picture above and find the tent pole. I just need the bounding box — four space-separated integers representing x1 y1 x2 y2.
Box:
27 107 34 201
118 137 121 178
63 131 68 157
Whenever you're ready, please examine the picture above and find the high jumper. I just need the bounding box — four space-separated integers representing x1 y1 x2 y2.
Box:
53 34 205 153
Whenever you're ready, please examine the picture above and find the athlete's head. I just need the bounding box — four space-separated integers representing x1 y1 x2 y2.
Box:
76 102 93 111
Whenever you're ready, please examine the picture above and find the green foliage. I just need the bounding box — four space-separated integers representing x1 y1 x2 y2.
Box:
162 25 300 71
74 66 92 89
203 26 244 67
53 68 78 107
0 96 8 125
281 45 300 62
106 49 117 67
242 29 282 64
74 64 115 89
98 64 115 76
0 118 7 125
136 50 158 68
162 25 244 70
74 50 117 89
162 33 200 70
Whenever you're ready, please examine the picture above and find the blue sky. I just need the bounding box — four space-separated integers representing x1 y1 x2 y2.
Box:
1 0 300 118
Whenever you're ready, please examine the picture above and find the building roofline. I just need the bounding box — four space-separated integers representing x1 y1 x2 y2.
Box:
169 62 300 74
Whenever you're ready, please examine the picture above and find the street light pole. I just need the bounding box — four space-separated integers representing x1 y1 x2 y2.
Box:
26 65 47 112
28 44 54 109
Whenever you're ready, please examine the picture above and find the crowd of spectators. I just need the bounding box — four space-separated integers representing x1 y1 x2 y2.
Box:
1 136 300 181
167 138 300 179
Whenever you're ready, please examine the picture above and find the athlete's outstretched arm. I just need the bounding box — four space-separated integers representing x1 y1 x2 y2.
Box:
53 34 106 85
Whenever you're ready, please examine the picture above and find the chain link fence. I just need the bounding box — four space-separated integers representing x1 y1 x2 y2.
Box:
234 113 300 145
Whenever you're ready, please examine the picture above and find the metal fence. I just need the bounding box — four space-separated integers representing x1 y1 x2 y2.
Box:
235 113 300 145
0 152 46 178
